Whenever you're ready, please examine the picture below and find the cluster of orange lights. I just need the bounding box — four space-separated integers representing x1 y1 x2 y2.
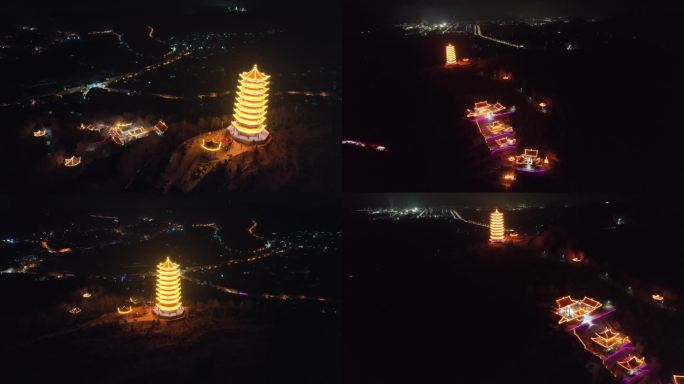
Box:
33 129 47 137
503 172 516 181
652 294 664 302
571 251 585 263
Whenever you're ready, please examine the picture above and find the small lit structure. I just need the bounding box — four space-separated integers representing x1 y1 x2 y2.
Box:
201 139 222 152
109 122 149 145
154 120 169 135
489 209 504 243
68 307 81 314
117 306 133 314
590 327 630 351
652 294 664 302
445 43 457 66
556 296 602 324
618 355 646 375
509 148 552 173
503 172 516 181
33 129 47 137
491 137 516 153
228 64 271 144
674 375 684 384
82 292 92 298
64 155 81 167
467 101 506 119
153 257 185 319
484 120 513 135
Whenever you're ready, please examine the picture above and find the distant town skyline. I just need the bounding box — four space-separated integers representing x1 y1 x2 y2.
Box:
346 0 677 24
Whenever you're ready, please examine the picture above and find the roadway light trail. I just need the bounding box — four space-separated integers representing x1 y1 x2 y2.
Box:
473 24 524 49
450 209 489 227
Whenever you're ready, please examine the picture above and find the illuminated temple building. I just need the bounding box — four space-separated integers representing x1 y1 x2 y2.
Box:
153 257 185 319
227 64 271 144
590 327 630 351
489 209 504 243
445 43 457 66
618 355 646 375
483 120 513 135
491 136 516 153
508 149 551 173
109 123 148 145
556 296 602 324
474 118 517 154
33 129 47 137
466 101 506 119
109 120 167 146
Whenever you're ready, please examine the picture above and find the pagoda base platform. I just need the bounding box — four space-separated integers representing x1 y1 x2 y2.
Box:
227 124 271 145
153 306 186 320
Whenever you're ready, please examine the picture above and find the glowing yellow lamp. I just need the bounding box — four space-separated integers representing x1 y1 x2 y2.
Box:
153 257 184 318
228 64 271 144
489 209 504 243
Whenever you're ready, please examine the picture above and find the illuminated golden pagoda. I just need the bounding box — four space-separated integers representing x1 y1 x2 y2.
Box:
445 44 457 66
153 257 185 319
228 64 271 144
489 209 504 243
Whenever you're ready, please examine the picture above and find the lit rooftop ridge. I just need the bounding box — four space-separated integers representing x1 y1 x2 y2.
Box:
556 295 602 324
590 327 630 350
466 100 506 118
618 355 646 375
